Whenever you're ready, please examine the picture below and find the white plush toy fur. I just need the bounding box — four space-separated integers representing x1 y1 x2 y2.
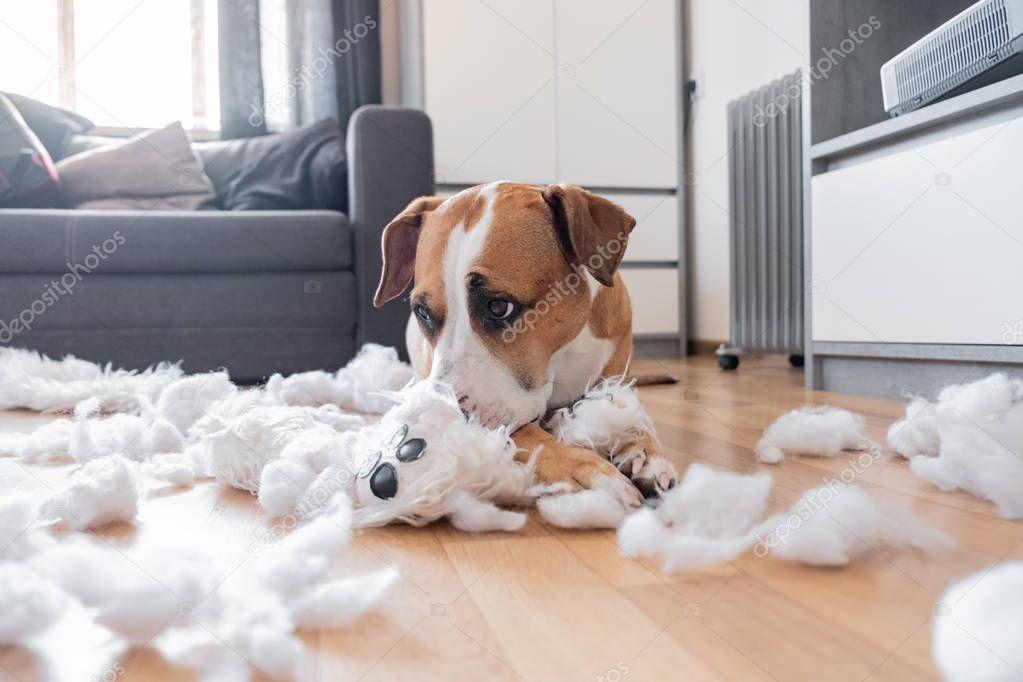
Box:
0 345 650 531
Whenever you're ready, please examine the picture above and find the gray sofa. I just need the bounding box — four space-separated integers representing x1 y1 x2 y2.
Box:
0 106 432 381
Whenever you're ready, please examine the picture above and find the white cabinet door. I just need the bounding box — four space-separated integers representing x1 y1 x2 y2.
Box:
422 0 557 185
812 117 1023 345
554 0 679 189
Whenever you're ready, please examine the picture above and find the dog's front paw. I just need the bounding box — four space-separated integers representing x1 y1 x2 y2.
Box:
630 455 678 499
584 466 645 508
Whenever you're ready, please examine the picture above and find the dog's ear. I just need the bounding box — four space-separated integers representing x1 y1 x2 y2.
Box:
540 184 636 287
374 196 445 307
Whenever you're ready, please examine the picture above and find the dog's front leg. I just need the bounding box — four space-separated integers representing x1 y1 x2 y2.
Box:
512 423 643 508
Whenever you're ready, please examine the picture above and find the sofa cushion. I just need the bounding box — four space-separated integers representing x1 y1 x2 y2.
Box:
194 119 347 211
56 123 218 210
0 210 352 273
0 94 62 208
2 93 94 160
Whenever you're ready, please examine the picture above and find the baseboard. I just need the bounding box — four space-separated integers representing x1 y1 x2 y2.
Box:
634 336 683 358
687 339 725 356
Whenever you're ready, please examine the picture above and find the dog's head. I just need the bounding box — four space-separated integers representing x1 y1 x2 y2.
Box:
373 182 635 429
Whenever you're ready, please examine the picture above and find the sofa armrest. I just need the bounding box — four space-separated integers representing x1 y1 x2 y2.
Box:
346 105 433 355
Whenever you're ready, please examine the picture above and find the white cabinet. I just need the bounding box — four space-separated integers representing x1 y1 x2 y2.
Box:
422 0 679 188
420 0 684 348
422 0 557 184
621 269 680 334
603 192 680 262
812 116 1023 345
554 0 679 188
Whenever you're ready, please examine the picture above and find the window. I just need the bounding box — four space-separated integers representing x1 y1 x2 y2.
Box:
0 0 220 132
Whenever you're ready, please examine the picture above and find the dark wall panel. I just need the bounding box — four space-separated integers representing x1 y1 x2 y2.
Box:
810 0 977 143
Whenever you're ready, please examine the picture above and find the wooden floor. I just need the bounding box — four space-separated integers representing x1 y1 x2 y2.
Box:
2 355 1020 682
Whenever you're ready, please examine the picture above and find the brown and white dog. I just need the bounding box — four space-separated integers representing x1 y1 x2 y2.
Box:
373 181 677 507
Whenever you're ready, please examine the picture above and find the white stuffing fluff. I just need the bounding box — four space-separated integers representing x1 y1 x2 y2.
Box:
536 489 628 529
265 343 414 414
0 418 72 461
0 563 66 644
620 463 773 570
889 373 1023 519
447 490 527 532
0 347 183 413
756 485 953 566
148 371 237 432
0 496 50 561
69 413 184 463
24 496 395 680
41 454 140 530
931 561 1023 682
143 451 205 487
887 397 940 458
546 378 654 471
755 405 873 464
619 463 949 571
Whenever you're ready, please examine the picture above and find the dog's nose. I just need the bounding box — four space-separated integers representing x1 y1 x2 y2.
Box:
438 359 454 377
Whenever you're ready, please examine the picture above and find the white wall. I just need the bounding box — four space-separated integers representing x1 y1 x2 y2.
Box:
685 0 809 342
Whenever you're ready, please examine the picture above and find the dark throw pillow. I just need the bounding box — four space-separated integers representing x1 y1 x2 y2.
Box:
2 92 94 160
216 119 347 212
56 122 218 211
0 94 61 208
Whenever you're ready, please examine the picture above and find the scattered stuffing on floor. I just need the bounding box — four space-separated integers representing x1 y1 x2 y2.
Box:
888 373 1023 519
932 561 1023 681
0 563 66 644
755 406 874 464
618 463 951 571
886 397 940 459
1 494 396 680
0 347 184 413
761 484 953 566
40 454 139 530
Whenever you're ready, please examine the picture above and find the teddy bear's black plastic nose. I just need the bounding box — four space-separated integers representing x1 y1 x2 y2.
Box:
369 462 398 499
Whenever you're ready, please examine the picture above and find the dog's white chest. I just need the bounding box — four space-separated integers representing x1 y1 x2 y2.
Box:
546 326 615 410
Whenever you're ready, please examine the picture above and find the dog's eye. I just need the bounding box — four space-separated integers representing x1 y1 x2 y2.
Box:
369 463 398 499
486 299 516 320
413 303 432 323
396 437 426 462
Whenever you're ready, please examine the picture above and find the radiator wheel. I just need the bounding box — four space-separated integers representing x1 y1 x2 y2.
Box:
717 354 740 371
788 354 805 368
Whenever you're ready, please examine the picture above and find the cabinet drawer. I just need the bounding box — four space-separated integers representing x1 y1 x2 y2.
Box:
812 117 1023 344
620 268 679 335
600 192 679 262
